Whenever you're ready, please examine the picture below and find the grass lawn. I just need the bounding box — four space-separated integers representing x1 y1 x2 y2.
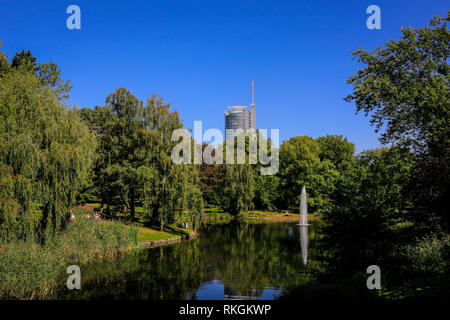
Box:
137 225 195 243
137 227 175 242
243 210 320 221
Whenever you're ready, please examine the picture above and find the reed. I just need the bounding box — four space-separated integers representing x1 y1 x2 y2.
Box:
0 213 137 299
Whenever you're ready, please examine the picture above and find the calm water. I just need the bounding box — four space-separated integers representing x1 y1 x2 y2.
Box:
59 220 320 300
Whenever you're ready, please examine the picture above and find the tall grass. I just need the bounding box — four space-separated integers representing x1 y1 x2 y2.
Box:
0 211 137 299
401 232 450 275
0 242 62 299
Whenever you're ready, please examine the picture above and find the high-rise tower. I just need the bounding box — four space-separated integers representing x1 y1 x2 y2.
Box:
224 81 256 140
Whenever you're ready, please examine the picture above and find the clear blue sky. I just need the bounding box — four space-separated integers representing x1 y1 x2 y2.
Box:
1 0 448 151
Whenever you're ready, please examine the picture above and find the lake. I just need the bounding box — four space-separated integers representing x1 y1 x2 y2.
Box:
59 220 320 300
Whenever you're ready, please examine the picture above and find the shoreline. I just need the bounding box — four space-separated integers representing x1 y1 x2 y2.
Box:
139 232 197 248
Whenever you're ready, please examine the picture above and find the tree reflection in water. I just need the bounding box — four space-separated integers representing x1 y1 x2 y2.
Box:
57 221 321 300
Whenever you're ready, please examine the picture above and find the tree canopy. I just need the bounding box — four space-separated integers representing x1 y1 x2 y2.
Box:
0 66 95 242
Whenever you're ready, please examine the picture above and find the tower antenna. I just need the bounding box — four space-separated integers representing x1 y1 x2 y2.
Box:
250 80 255 129
252 80 254 105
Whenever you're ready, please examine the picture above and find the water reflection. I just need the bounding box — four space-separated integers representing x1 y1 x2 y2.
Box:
56 221 320 300
299 226 308 266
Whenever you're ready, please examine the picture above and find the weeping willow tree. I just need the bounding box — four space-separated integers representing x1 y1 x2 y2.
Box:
142 94 203 231
218 132 256 217
0 66 96 243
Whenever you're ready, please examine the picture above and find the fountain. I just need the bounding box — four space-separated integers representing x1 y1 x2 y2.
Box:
298 186 309 265
299 185 309 226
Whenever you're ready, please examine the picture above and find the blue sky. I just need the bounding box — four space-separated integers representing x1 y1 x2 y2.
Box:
1 0 448 151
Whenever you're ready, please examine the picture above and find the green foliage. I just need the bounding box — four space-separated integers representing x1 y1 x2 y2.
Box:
345 13 450 154
2 46 71 101
321 146 415 277
317 134 355 172
0 67 96 242
46 210 137 263
0 41 10 78
400 232 450 275
0 213 137 299
198 144 223 206
96 88 152 219
37 62 72 100
11 49 37 72
144 94 203 231
91 89 203 229
278 136 338 214
253 174 280 211
344 13 450 226
219 163 254 216
0 241 62 299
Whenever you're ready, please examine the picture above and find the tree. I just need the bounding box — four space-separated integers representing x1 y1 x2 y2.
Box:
251 132 280 211
198 143 222 206
217 132 256 217
142 94 202 230
317 135 355 172
345 13 449 153
37 62 72 99
0 41 10 77
219 163 254 217
253 174 280 211
11 49 37 72
0 67 95 242
7 47 72 99
76 106 114 205
278 136 338 214
97 88 151 220
321 146 415 278
345 13 450 226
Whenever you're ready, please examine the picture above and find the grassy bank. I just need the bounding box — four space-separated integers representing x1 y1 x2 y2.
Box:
243 210 319 221
0 210 137 299
137 225 194 243
176 205 321 223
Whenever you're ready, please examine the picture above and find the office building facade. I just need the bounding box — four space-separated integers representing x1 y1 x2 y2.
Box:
225 81 255 141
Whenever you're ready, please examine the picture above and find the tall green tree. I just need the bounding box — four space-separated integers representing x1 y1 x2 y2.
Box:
317 134 355 172
97 88 151 220
251 132 280 211
278 136 338 214
345 13 450 225
218 132 257 216
219 163 254 217
0 67 95 242
142 94 202 230
198 143 222 206
322 146 415 278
